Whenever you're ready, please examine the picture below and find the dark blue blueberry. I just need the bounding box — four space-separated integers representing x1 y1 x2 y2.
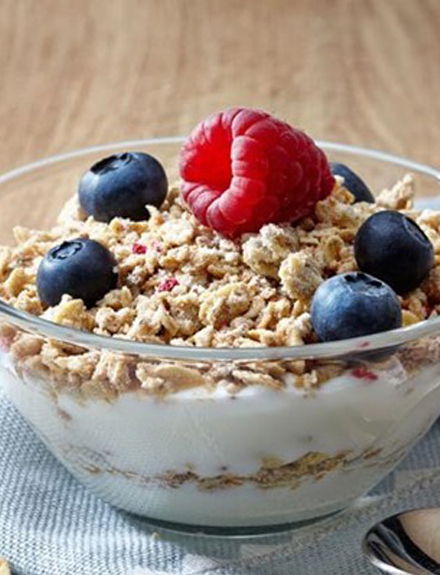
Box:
330 162 375 203
79 152 168 222
311 272 402 342
354 210 434 294
37 238 118 307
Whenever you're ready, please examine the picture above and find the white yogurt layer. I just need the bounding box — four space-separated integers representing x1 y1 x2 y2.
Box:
2 351 440 527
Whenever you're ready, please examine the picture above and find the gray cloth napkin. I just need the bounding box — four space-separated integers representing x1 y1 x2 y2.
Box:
2 386 440 575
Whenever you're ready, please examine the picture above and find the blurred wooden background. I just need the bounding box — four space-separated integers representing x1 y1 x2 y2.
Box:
0 0 439 172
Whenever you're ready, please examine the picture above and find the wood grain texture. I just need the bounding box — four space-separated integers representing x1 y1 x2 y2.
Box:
0 0 439 173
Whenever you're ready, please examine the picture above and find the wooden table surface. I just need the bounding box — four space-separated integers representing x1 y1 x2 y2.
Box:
1 0 440 174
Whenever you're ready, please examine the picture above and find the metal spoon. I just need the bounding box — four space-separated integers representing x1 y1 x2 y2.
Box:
363 508 440 574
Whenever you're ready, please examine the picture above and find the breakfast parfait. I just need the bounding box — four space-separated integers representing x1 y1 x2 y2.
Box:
1 108 440 530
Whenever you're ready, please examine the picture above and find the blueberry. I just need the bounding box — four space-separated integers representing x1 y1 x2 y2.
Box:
330 162 375 203
37 238 118 307
311 272 402 342
354 210 434 294
78 152 168 222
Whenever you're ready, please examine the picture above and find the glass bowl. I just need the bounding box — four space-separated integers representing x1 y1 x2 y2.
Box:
1 138 440 536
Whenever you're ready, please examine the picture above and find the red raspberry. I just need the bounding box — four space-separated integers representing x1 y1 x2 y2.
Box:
132 243 147 254
180 108 335 237
351 367 378 382
158 277 179 292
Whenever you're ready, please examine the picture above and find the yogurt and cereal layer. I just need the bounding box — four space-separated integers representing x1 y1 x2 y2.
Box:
2 109 440 522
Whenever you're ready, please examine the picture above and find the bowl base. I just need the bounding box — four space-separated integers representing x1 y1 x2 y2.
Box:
129 507 347 539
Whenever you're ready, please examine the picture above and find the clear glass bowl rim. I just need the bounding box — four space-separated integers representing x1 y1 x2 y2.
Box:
1 137 440 362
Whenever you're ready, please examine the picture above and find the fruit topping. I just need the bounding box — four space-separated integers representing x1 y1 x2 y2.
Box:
37 238 118 307
79 152 168 223
351 367 378 381
354 210 434 294
311 271 402 342
330 162 374 203
180 108 335 237
132 243 147 254
158 277 179 292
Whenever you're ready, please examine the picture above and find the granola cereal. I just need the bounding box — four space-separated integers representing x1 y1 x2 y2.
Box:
0 173 440 399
